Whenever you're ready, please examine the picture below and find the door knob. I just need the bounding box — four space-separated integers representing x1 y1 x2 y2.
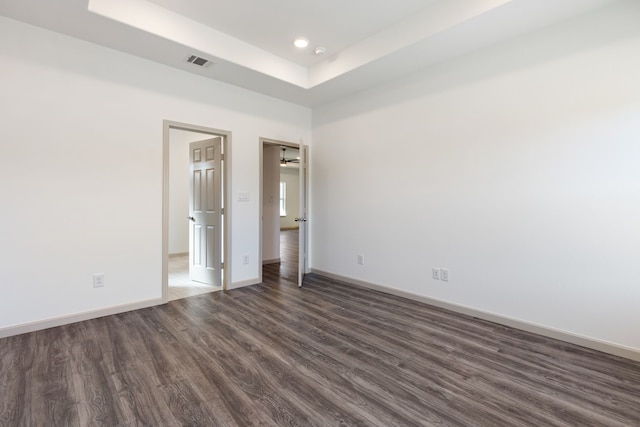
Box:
295 217 307 222
188 216 196 222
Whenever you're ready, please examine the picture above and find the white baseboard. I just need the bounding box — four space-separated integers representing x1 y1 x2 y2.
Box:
311 269 640 362
0 297 163 339
169 252 188 257
228 278 260 290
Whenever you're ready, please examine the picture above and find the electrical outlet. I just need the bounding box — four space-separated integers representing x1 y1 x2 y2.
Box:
432 268 440 280
242 255 249 265
440 268 449 282
93 273 105 288
357 254 364 265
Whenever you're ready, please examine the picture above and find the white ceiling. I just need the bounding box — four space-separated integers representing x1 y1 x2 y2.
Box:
145 0 436 67
0 0 620 107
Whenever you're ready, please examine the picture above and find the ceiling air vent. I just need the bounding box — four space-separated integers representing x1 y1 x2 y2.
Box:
186 55 214 68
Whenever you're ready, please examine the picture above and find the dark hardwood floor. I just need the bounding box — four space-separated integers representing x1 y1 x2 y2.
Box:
2 228 640 426
263 228 299 285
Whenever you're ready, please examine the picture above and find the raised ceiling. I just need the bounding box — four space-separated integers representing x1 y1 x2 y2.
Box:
0 0 619 107
145 0 436 67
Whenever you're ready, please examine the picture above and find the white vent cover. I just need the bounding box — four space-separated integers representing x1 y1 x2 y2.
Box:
186 55 214 68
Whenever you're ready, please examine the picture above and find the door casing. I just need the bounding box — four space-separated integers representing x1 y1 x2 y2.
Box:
297 143 309 288
162 120 231 302
259 137 308 285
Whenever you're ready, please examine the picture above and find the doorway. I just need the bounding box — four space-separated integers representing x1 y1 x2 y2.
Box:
259 138 308 287
162 121 231 303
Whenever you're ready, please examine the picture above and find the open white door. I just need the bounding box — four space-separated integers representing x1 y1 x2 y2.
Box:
189 137 222 286
297 144 308 288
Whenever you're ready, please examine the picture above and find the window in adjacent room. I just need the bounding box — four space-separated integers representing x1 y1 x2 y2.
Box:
279 181 286 216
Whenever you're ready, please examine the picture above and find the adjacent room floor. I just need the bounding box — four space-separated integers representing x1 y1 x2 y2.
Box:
168 228 299 301
168 253 221 301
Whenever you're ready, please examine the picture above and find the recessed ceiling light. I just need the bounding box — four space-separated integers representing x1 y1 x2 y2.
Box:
293 37 309 49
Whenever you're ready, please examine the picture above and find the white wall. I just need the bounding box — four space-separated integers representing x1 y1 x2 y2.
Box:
311 1 640 352
262 145 280 263
0 17 310 332
279 167 300 229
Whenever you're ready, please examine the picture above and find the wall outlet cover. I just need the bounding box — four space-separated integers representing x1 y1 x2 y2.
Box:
93 273 105 288
432 268 440 280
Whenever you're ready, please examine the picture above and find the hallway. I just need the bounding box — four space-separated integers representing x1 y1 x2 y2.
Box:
263 228 298 286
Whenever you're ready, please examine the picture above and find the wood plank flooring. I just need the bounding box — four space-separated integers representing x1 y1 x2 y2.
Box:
1 229 640 426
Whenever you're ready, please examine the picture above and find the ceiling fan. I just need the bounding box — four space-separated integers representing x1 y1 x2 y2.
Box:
280 147 299 166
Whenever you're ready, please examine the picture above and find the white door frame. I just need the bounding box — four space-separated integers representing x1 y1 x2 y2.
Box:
162 120 232 302
259 137 303 284
297 143 309 288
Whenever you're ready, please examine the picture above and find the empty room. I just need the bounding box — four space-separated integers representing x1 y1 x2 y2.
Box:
1 0 639 425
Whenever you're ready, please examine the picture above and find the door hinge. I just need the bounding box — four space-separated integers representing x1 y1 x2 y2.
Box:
221 262 224 269
221 208 224 215
220 153 224 161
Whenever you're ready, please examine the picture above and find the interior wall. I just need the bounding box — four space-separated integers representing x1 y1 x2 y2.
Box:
262 145 280 263
279 167 300 229
311 1 640 352
0 16 310 332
